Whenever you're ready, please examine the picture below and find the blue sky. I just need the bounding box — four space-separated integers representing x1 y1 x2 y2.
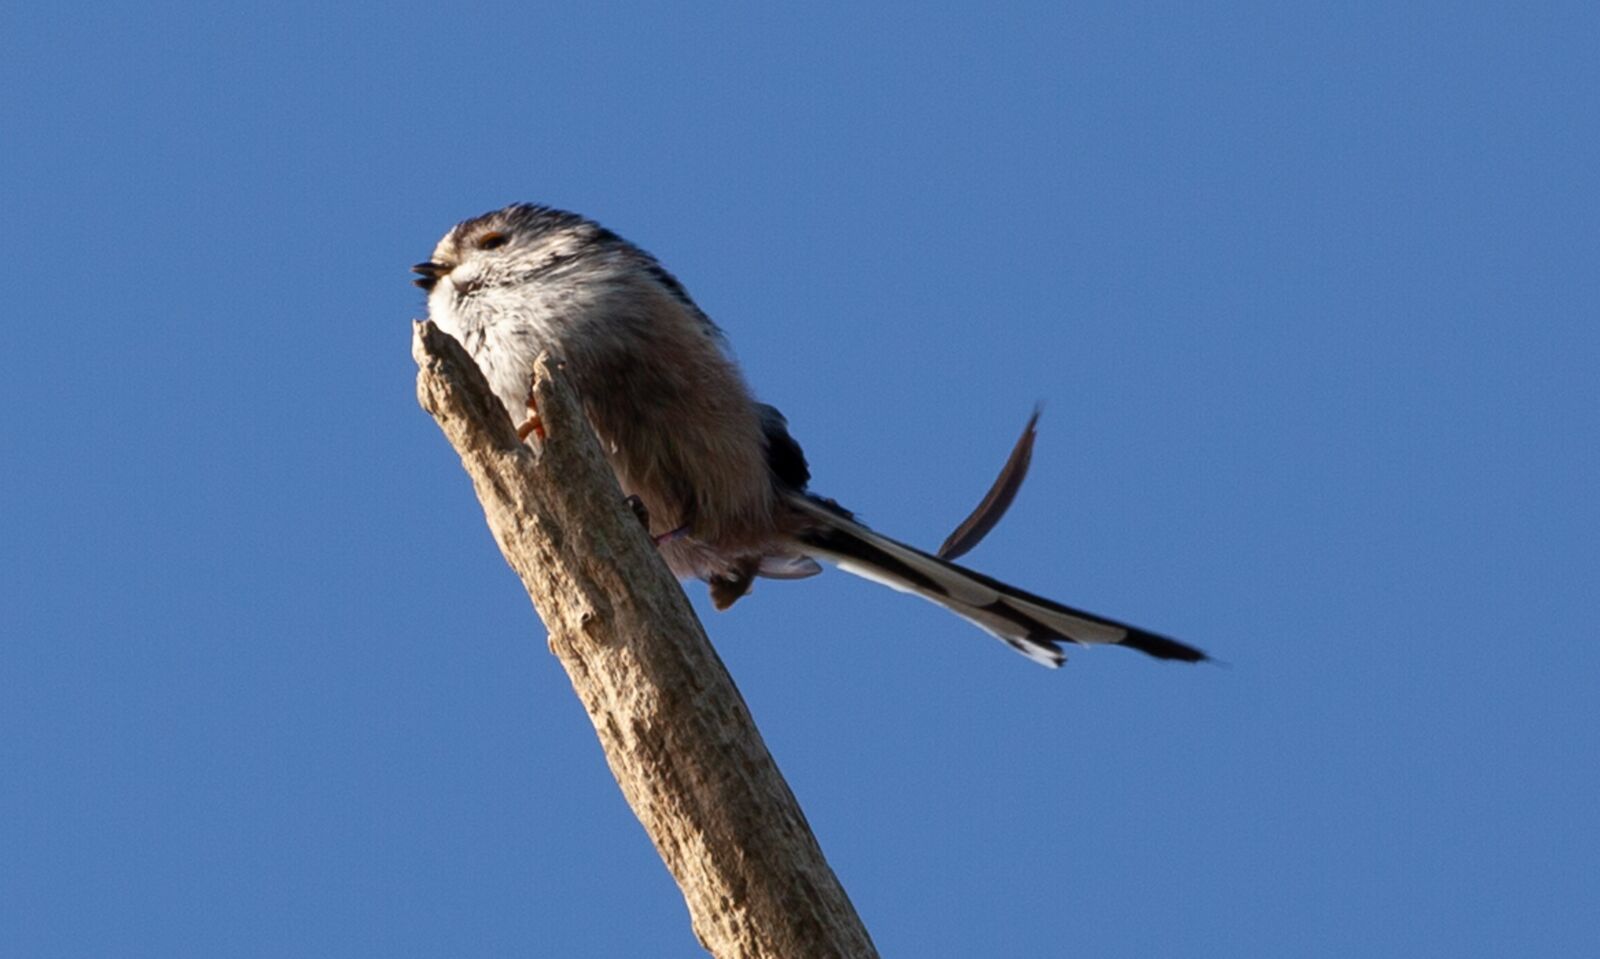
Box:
3 2 1595 956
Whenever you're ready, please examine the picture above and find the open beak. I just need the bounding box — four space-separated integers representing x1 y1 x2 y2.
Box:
411 261 448 291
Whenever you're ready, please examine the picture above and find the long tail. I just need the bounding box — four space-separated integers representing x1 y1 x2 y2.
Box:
787 493 1206 668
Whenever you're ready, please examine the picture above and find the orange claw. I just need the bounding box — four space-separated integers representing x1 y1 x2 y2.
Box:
517 391 546 442
516 414 545 442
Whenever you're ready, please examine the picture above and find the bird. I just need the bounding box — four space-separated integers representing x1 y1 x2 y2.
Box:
414 203 1206 668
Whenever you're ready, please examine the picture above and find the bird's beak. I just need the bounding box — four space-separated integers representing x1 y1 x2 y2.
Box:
411 261 449 291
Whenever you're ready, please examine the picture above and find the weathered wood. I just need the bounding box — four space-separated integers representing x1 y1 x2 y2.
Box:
412 320 878 959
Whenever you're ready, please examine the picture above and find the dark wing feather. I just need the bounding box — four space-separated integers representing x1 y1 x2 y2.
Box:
938 407 1041 560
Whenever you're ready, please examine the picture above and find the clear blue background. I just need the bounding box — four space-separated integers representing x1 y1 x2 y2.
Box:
3 3 1595 956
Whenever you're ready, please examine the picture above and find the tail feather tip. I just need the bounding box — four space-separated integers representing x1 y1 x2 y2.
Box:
1119 630 1208 663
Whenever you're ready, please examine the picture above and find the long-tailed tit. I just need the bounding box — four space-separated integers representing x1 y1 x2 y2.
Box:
415 204 1205 668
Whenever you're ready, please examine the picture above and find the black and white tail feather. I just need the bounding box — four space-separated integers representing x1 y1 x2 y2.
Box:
787 493 1206 668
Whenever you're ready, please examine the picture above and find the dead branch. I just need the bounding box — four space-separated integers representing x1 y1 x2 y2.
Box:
412 320 878 959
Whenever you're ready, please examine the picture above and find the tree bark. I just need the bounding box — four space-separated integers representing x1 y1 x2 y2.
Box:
412 320 879 959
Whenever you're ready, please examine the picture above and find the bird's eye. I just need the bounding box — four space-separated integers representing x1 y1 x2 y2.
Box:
478 232 508 250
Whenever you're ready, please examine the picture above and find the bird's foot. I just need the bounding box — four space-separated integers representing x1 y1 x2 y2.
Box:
517 384 545 442
624 496 687 545
653 525 690 546
516 414 544 442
